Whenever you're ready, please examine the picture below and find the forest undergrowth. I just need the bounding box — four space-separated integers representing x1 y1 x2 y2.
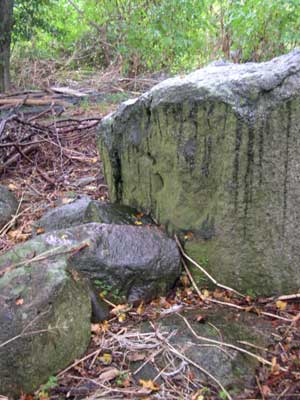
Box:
1 67 300 400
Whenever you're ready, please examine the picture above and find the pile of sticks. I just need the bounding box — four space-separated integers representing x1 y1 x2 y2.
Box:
0 103 101 186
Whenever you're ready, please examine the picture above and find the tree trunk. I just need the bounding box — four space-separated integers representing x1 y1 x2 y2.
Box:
0 0 14 93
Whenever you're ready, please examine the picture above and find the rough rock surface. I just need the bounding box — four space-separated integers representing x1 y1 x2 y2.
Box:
1 223 180 306
131 307 274 395
0 258 91 397
0 185 18 229
33 195 91 233
34 196 153 233
97 50 300 295
85 201 153 225
0 222 180 395
67 223 180 304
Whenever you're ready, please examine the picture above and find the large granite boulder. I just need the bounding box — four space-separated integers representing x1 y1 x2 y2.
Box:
0 185 18 229
0 258 91 398
97 50 300 296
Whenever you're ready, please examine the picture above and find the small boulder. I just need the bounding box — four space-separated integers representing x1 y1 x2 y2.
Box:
0 258 91 398
1 222 181 311
0 185 18 229
67 223 181 304
33 195 91 233
34 197 153 233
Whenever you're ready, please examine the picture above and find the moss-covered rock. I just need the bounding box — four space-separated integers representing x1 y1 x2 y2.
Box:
97 50 300 296
1 222 180 312
0 185 18 229
0 258 91 398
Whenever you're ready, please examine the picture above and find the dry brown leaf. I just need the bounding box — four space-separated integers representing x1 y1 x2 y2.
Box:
91 323 102 335
99 353 112 365
136 301 144 315
180 274 190 287
276 300 287 311
111 304 131 315
139 379 160 392
99 367 120 382
127 352 147 362
99 320 110 333
7 230 30 242
201 289 210 299
184 231 193 240
15 298 24 306
8 183 17 191
261 384 272 396
61 198 74 204
135 212 144 219
271 357 280 375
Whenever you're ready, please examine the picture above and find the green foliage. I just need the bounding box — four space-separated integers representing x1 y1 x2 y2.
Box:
94 279 121 302
11 0 300 75
37 375 58 399
13 0 56 42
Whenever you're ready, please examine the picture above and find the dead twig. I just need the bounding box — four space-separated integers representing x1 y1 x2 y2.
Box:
175 235 245 298
176 313 285 370
0 242 89 277
277 293 300 301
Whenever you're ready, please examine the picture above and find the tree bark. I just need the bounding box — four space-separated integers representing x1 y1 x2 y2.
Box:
0 0 14 93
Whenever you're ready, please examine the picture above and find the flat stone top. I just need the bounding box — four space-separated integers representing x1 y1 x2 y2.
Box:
147 50 300 111
99 50 300 138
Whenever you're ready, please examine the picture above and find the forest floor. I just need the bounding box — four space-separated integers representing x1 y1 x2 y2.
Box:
0 67 300 400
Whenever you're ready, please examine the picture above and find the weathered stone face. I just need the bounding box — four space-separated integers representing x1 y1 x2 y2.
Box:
0 185 18 229
97 50 300 296
0 259 91 398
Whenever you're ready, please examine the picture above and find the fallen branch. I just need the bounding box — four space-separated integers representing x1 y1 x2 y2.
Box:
208 297 294 322
150 321 233 400
0 97 69 107
277 293 300 301
178 251 294 323
0 242 89 277
14 144 55 185
0 309 51 349
0 194 26 236
58 348 102 377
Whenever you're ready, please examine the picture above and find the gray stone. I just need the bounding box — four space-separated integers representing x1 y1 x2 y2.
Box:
97 50 300 296
0 258 91 398
34 196 153 233
33 195 91 233
74 176 97 187
0 222 181 307
66 223 181 304
130 307 273 395
84 201 153 226
0 185 18 229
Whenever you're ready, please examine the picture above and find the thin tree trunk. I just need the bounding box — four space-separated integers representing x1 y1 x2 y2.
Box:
0 0 14 93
